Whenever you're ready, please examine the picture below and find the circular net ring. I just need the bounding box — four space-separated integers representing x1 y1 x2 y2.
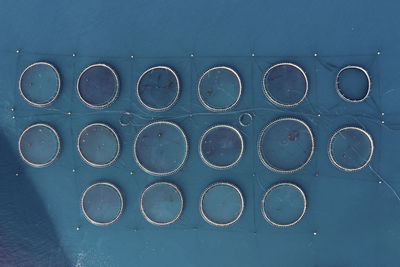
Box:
18 123 61 168
119 112 133 127
261 182 307 227
335 65 371 103
136 66 180 112
328 126 374 172
81 182 124 226
77 123 120 168
200 182 244 227
239 113 253 127
199 125 244 170
133 121 188 176
257 117 314 173
140 182 183 226
76 63 119 109
19 62 61 107
262 62 308 107
197 66 242 112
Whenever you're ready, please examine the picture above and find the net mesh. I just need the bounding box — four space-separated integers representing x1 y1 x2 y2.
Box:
140 182 183 226
258 118 314 173
19 62 61 107
200 182 244 226
81 182 123 226
77 123 120 167
198 66 241 112
335 65 370 102
77 64 119 109
18 123 60 168
328 126 374 171
133 121 188 176
261 183 306 227
199 125 244 169
262 63 308 107
136 66 180 111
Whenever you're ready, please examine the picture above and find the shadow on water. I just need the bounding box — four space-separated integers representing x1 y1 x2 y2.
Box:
0 130 70 267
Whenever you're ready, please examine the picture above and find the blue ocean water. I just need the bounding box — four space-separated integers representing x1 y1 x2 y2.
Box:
1 0 400 266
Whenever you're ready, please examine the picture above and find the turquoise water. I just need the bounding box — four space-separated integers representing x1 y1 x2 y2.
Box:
1 0 400 266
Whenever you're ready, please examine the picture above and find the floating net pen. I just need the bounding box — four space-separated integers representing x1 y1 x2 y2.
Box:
198 66 242 112
136 66 180 112
200 182 244 227
261 182 307 227
262 63 308 107
199 125 244 170
335 65 371 103
19 62 61 107
76 63 119 109
133 121 188 176
77 123 120 167
18 123 61 168
257 118 314 173
140 182 183 226
81 182 123 226
328 126 374 172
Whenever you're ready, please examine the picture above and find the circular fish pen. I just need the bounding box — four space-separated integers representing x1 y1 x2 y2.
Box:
133 121 188 176
335 65 371 103
261 182 307 227
200 182 244 227
258 118 314 173
140 182 183 226
198 66 242 112
136 66 180 111
81 182 123 226
77 63 119 109
18 123 60 168
262 63 308 107
199 125 244 170
77 123 120 167
19 62 61 107
328 126 374 171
